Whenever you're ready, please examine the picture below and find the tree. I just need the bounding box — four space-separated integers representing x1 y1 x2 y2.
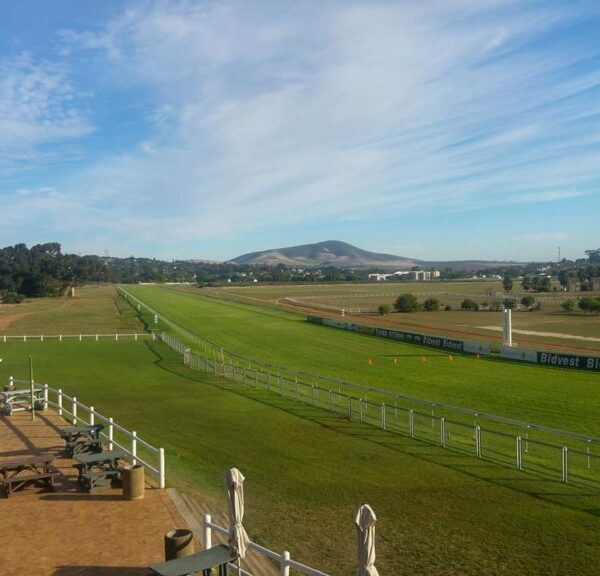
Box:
521 295 535 308
503 298 516 309
578 297 600 313
502 275 513 292
394 293 419 313
461 298 479 311
521 276 532 291
561 300 575 312
423 298 440 311
377 304 391 315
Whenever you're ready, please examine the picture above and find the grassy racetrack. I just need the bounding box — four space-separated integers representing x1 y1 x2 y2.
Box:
126 285 600 436
3 286 600 574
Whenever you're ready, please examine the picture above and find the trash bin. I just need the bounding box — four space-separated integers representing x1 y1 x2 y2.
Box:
122 464 145 500
164 528 195 560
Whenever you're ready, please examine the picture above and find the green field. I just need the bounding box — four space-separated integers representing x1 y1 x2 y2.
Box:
2 286 600 574
214 282 600 353
126 284 600 436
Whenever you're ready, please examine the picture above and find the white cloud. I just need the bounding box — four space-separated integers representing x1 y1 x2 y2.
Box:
0 53 93 175
5 0 600 255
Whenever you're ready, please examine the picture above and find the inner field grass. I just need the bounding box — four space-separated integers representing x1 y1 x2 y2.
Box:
0 285 143 335
2 339 600 575
126 285 600 436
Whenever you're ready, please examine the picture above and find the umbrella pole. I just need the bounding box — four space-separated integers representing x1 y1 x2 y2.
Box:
237 558 241 576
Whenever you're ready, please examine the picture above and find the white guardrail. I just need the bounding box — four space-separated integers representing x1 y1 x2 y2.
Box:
0 333 156 343
5 378 165 489
203 514 330 576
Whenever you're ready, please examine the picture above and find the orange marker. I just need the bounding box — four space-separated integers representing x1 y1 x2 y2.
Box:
476 353 480 359
368 357 372 366
449 354 453 361
422 355 426 363
393 357 397 365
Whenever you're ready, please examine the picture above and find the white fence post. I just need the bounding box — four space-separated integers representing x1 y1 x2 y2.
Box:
159 448 165 489
90 406 95 425
108 417 114 451
280 551 290 576
72 397 78 424
409 409 415 438
381 403 386 430
516 436 522 470
562 447 569 483
43 384 48 411
440 417 446 447
132 431 138 465
475 425 482 458
204 514 212 549
58 389 63 416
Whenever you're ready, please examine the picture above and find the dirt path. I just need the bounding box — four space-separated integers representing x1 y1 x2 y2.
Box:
478 326 600 343
0 299 75 331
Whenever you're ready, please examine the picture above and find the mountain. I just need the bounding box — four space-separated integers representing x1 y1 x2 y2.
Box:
229 240 422 269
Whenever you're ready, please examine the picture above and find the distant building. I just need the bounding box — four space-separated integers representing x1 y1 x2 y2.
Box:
592 277 600 291
567 278 582 291
368 270 440 281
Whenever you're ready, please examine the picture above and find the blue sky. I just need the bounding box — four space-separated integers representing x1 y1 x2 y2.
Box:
1 0 599 262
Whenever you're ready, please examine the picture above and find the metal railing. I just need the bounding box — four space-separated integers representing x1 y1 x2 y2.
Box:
160 333 600 489
6 378 166 488
203 514 329 576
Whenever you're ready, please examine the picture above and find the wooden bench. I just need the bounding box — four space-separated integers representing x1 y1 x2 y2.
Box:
149 544 232 576
67 437 103 457
80 468 122 493
0 455 57 498
61 424 105 455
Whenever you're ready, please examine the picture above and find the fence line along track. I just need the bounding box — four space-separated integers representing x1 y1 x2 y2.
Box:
160 332 600 489
120 287 600 488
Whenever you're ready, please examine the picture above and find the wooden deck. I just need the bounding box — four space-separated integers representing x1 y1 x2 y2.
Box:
0 409 273 575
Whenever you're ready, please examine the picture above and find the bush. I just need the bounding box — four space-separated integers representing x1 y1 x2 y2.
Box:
521 295 536 308
503 298 517 310
578 297 600 313
423 298 440 312
480 301 489 309
2 292 25 304
561 300 575 312
444 305 452 311
377 304 391 316
394 293 419 313
461 298 479 311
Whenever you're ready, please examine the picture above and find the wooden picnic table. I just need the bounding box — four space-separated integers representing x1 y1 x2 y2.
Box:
0 454 57 497
149 544 232 576
60 423 104 443
73 449 128 492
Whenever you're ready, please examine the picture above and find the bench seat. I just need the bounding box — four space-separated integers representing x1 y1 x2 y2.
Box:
2 470 57 498
149 544 232 576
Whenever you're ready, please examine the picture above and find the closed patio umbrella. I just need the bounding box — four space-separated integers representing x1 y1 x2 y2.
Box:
225 467 250 574
355 504 379 576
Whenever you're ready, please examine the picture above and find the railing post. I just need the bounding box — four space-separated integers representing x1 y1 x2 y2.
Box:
562 447 568 483
328 389 332 411
132 431 138 465
295 377 299 399
311 385 315 405
204 514 212 549
359 399 363 423
440 417 446 447
109 417 114 451
409 409 415 438
381 403 386 430
90 406 95 425
348 397 352 420
475 425 481 458
58 389 63 416
43 384 48 411
244 368 247 386
516 436 522 470
72 397 78 425
280 551 290 576
159 448 165 489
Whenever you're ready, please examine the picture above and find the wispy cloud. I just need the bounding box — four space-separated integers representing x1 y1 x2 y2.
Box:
0 53 93 176
3 1 600 257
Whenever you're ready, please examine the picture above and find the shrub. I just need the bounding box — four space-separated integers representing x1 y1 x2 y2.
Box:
503 298 517 310
480 301 489 309
444 305 452 311
521 295 536 308
423 298 440 312
377 304 391 315
394 293 419 313
561 300 575 312
578 297 600 313
2 292 25 304
461 298 479 311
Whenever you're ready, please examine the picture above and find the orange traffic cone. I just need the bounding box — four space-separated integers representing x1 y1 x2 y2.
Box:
476 353 480 359
422 355 426 363
368 357 372 366
393 357 397 365
449 354 453 361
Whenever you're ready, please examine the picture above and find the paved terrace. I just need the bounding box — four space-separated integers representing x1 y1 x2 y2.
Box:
0 409 277 576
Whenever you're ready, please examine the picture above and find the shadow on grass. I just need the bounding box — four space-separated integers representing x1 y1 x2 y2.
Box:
146 341 600 518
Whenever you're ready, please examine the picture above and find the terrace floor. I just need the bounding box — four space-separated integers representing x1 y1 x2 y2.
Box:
0 408 277 576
